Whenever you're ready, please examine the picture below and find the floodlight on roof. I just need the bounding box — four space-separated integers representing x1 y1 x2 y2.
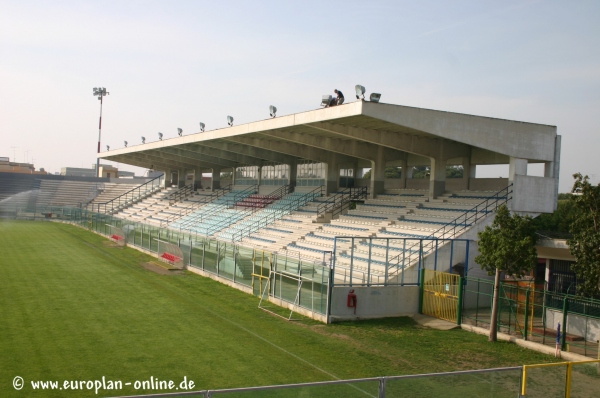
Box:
199 122 205 132
124 141 128 148
106 145 110 151
177 128 183 137
321 95 332 107
370 93 381 103
355 85 366 100
269 105 277 118
158 132 163 140
141 136 146 144
227 116 234 126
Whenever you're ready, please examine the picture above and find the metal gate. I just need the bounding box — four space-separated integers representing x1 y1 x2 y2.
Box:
421 269 461 323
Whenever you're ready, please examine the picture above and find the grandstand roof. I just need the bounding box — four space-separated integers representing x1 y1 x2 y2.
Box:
100 101 558 172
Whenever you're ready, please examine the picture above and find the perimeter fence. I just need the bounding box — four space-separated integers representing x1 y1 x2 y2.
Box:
462 277 600 359
19 205 331 317
108 361 600 398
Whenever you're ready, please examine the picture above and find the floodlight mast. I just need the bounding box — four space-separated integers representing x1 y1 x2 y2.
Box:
93 87 109 177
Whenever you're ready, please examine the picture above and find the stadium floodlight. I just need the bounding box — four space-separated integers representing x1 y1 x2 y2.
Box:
177 128 183 137
141 136 146 144
158 132 163 140
370 93 382 103
269 105 277 118
93 86 109 177
321 95 332 107
106 145 110 151
355 85 366 100
227 116 234 126
124 141 128 148
199 122 205 132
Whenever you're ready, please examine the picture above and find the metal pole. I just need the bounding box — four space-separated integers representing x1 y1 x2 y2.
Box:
457 276 464 325
524 288 531 340
97 94 103 177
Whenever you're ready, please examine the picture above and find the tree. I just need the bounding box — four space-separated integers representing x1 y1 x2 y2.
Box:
568 173 600 297
475 204 538 342
531 198 577 234
446 165 464 179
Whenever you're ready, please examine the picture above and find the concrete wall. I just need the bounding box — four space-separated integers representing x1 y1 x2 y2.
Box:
329 285 419 321
469 178 509 191
512 175 557 213
406 179 429 190
545 309 600 343
446 178 469 191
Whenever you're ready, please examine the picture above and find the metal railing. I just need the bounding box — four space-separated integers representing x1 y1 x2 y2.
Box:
387 184 513 276
233 184 291 213
168 184 194 204
227 186 324 243
87 174 164 214
107 366 524 397
173 185 258 232
159 184 233 228
316 186 368 219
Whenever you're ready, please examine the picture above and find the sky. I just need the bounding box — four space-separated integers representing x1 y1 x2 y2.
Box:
1 0 599 192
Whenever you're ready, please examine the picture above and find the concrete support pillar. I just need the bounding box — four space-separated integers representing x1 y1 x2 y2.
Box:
545 135 561 179
398 159 407 189
162 169 171 188
177 169 186 188
509 157 527 183
211 168 221 190
288 162 297 188
469 164 476 178
429 158 447 200
370 147 386 198
193 168 204 190
325 159 340 195
257 164 262 187
461 157 471 190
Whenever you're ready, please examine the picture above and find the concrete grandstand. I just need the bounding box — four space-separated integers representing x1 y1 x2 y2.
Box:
92 100 561 320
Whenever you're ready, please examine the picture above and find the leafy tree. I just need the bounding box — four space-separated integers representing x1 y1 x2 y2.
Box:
412 166 429 179
385 167 402 179
446 165 464 178
532 199 577 234
475 204 538 342
568 173 600 297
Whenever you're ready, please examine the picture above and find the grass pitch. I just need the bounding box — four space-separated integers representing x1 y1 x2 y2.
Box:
0 220 559 397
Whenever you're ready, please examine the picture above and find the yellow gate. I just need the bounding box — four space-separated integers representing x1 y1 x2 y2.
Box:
251 250 273 296
421 269 460 323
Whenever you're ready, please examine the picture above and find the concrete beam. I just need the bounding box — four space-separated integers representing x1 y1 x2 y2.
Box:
259 130 407 162
224 136 356 164
157 147 239 168
361 102 557 161
199 140 298 164
304 121 470 160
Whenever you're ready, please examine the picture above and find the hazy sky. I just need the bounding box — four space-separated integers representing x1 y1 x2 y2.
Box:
1 0 598 192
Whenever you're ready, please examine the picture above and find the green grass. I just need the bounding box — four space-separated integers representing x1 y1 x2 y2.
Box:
0 220 562 398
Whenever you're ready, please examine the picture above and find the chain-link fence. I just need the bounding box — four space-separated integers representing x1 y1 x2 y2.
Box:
462 277 600 358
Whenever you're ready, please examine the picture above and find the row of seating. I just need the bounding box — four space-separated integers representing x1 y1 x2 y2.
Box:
160 252 181 263
235 195 277 209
